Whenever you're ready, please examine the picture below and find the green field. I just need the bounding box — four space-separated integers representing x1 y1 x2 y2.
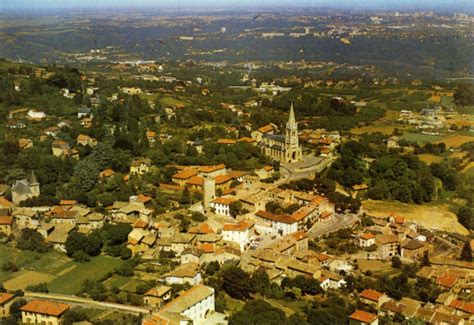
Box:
103 274 131 289
48 255 123 294
400 132 444 144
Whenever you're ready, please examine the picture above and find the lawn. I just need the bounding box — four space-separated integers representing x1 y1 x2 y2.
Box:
48 255 123 295
120 278 149 293
158 96 189 108
362 200 468 235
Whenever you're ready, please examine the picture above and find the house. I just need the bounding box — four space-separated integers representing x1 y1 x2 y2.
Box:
11 172 40 206
20 300 70 325
181 248 204 265
146 131 156 144
255 210 298 237
77 106 92 118
401 239 431 260
360 289 390 307
27 110 46 121
77 134 97 147
349 310 379 325
376 235 399 259
251 124 275 143
222 220 254 251
0 216 13 236
99 169 115 180
130 158 152 175
359 233 376 248
12 208 39 229
18 138 33 150
158 284 215 324
319 270 347 290
44 126 60 137
171 233 196 255
0 293 15 317
47 224 76 253
162 262 202 285
80 117 93 128
210 197 236 217
144 285 172 308
51 140 71 157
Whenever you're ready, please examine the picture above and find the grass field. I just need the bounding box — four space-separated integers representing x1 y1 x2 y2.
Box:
462 162 474 177
357 260 392 274
400 132 444 144
434 134 474 148
103 275 131 289
362 200 468 235
158 96 189 108
48 255 123 294
417 154 443 165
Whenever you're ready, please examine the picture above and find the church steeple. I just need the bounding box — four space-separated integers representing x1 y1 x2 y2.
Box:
288 102 297 129
29 171 39 185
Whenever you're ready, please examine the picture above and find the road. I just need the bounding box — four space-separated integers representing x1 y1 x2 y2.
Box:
24 291 151 316
308 212 360 238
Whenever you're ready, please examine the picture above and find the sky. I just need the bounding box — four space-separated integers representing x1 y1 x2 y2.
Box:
1 0 473 11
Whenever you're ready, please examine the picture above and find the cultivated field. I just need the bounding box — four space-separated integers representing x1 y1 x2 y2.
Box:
434 134 474 148
362 200 469 235
48 255 123 295
3 271 55 290
400 132 444 144
351 125 401 135
417 154 443 165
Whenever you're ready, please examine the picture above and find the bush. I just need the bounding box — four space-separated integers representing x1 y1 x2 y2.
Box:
25 283 49 293
2 261 18 272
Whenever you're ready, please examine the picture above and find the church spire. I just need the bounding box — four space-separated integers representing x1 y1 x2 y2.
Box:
29 171 39 185
288 102 296 128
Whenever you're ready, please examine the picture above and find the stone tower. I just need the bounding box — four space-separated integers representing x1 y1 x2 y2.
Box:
29 171 40 197
203 174 216 212
285 103 303 162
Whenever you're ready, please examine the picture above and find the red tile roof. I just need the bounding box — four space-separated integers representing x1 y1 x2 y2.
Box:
0 293 14 305
257 124 274 133
172 169 198 180
188 223 214 235
223 220 253 232
20 300 70 317
186 176 204 186
211 197 236 205
449 300 474 314
360 289 385 302
360 233 375 240
437 273 458 288
0 216 13 225
349 310 378 323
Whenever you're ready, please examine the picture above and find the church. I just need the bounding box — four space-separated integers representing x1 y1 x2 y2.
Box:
11 172 40 206
259 104 303 163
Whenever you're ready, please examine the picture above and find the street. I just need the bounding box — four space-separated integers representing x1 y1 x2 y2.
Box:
308 212 360 238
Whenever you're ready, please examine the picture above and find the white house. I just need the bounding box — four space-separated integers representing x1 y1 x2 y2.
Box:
158 285 215 324
162 263 202 285
27 110 46 120
359 233 376 248
222 220 254 251
210 197 235 217
255 210 298 237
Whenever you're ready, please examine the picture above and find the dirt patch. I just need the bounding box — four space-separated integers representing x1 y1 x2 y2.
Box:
362 200 469 235
3 271 55 290
357 259 391 273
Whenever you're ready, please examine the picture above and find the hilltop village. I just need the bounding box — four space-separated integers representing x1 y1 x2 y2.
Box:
0 14 473 322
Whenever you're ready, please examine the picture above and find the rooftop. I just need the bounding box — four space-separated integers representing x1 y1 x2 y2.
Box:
20 300 70 317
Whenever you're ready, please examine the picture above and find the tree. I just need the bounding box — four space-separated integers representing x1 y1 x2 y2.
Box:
222 266 253 300
229 201 243 217
457 207 473 230
62 308 89 325
391 256 402 268
229 299 288 325
16 229 51 253
250 268 270 294
461 241 473 262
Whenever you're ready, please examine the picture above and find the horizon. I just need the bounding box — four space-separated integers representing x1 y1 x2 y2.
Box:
1 0 473 12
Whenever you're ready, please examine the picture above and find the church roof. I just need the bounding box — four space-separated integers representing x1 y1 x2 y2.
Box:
12 179 32 196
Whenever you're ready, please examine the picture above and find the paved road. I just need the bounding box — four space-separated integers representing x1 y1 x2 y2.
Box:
24 291 151 315
308 213 360 238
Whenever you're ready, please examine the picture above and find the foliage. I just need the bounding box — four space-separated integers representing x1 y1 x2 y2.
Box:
222 266 253 300
16 229 51 253
229 299 289 325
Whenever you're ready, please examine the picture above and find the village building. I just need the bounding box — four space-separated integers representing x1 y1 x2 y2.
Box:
130 158 152 175
20 300 70 325
11 172 40 206
360 289 391 307
349 309 379 325
209 197 235 217
0 293 15 317
152 285 215 324
258 104 303 163
143 285 172 308
162 262 202 285
12 208 39 229
0 216 13 236
359 233 376 248
222 220 254 251
77 134 97 147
